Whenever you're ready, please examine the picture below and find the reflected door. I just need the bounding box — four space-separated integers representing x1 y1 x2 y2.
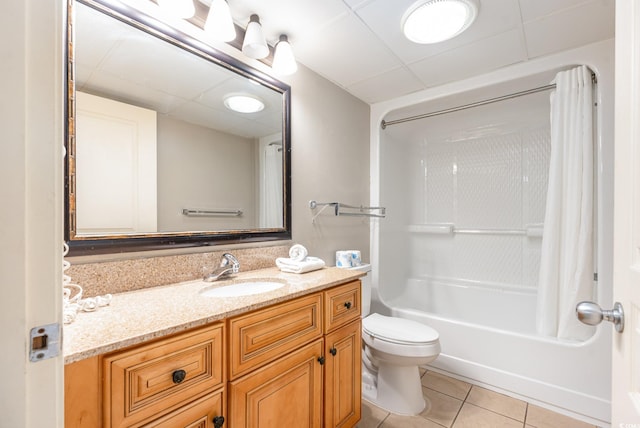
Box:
76 91 158 234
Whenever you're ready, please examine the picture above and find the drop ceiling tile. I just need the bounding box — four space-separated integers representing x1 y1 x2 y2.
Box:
355 0 522 64
523 0 614 58
518 0 593 22
408 29 527 89
293 13 402 87
79 70 189 114
347 67 425 104
99 36 227 100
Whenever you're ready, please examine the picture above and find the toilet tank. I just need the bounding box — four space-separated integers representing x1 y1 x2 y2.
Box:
345 263 371 317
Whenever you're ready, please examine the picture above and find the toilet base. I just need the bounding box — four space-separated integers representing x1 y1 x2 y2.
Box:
362 363 427 415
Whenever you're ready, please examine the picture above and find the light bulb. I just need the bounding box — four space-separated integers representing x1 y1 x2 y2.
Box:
272 35 297 75
242 14 269 59
204 0 236 42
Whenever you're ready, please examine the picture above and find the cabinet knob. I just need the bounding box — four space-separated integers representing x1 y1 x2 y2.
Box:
317 356 325 365
329 347 337 356
344 302 352 309
212 415 225 428
172 369 187 384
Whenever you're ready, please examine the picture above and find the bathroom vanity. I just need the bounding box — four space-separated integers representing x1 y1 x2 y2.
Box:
64 267 363 428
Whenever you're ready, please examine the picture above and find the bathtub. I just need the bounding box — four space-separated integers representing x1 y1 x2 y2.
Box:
378 277 611 425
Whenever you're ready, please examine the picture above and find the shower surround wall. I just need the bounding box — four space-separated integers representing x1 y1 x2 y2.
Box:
398 92 551 328
370 40 613 425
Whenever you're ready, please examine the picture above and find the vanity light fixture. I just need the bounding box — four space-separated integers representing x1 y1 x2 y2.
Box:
242 14 269 59
204 0 236 42
272 35 297 76
157 0 195 19
402 0 478 44
224 94 265 113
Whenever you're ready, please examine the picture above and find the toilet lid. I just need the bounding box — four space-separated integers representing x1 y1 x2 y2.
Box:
362 313 439 345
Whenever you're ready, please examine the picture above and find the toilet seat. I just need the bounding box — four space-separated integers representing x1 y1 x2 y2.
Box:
363 313 439 345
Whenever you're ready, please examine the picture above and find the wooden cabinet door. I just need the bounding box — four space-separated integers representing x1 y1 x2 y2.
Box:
229 339 324 428
324 320 361 428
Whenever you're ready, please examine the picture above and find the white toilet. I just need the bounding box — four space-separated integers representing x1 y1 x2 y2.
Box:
349 264 441 415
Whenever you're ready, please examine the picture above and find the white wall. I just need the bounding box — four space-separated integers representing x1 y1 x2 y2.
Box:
157 115 258 231
287 64 371 264
0 0 64 426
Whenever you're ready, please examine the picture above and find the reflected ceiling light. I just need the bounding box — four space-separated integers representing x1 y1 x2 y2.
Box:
224 94 265 113
157 0 195 19
402 0 478 44
272 35 297 75
204 0 236 42
242 14 269 59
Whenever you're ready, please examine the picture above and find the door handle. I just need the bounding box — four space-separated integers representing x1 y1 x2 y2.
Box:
576 301 624 333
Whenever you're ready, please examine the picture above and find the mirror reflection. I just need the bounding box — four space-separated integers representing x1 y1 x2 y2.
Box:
67 0 291 251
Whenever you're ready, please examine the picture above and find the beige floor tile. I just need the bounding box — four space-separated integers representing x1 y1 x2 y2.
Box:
453 403 523 428
422 371 472 400
420 387 464 427
525 404 595 428
380 414 445 428
357 400 389 428
466 385 527 421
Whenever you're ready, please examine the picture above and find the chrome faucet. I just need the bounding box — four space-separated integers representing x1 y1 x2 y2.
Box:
204 253 240 282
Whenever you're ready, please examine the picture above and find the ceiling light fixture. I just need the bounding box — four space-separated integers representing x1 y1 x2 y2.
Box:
157 0 195 19
272 35 297 76
224 94 265 113
402 0 478 44
242 14 269 59
204 0 236 42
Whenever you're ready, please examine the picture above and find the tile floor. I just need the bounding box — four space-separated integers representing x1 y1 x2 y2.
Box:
356 370 599 428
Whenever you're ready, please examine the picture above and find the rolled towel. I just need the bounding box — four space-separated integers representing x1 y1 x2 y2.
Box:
276 256 325 274
289 244 308 262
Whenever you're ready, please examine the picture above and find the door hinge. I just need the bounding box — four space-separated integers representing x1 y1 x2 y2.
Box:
29 323 60 362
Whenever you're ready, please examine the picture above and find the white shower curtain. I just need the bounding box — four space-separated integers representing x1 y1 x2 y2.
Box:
260 144 283 228
536 65 594 341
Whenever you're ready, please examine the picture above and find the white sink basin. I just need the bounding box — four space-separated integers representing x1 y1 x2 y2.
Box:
199 280 286 298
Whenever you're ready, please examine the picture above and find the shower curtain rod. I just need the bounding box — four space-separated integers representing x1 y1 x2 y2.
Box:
380 73 597 129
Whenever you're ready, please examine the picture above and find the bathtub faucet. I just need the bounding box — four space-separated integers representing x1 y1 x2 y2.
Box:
204 253 239 282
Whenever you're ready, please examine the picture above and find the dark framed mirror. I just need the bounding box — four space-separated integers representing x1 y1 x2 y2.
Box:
65 0 291 255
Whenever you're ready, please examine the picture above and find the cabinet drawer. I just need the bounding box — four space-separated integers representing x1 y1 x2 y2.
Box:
229 293 322 379
324 280 361 333
104 323 225 428
145 389 225 428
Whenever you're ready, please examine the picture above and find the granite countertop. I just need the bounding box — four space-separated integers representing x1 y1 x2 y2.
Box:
63 267 364 364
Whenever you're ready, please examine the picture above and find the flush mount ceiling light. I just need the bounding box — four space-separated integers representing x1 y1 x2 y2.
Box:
402 0 478 44
157 0 195 19
224 94 265 113
204 0 236 42
272 35 298 76
242 14 269 59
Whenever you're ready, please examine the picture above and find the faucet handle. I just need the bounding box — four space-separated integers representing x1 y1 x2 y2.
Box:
221 253 240 273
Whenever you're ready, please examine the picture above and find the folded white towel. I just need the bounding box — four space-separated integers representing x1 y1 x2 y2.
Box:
276 256 325 274
289 244 308 262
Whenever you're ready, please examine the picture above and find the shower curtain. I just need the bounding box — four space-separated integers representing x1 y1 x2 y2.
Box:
536 65 594 341
259 144 283 228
